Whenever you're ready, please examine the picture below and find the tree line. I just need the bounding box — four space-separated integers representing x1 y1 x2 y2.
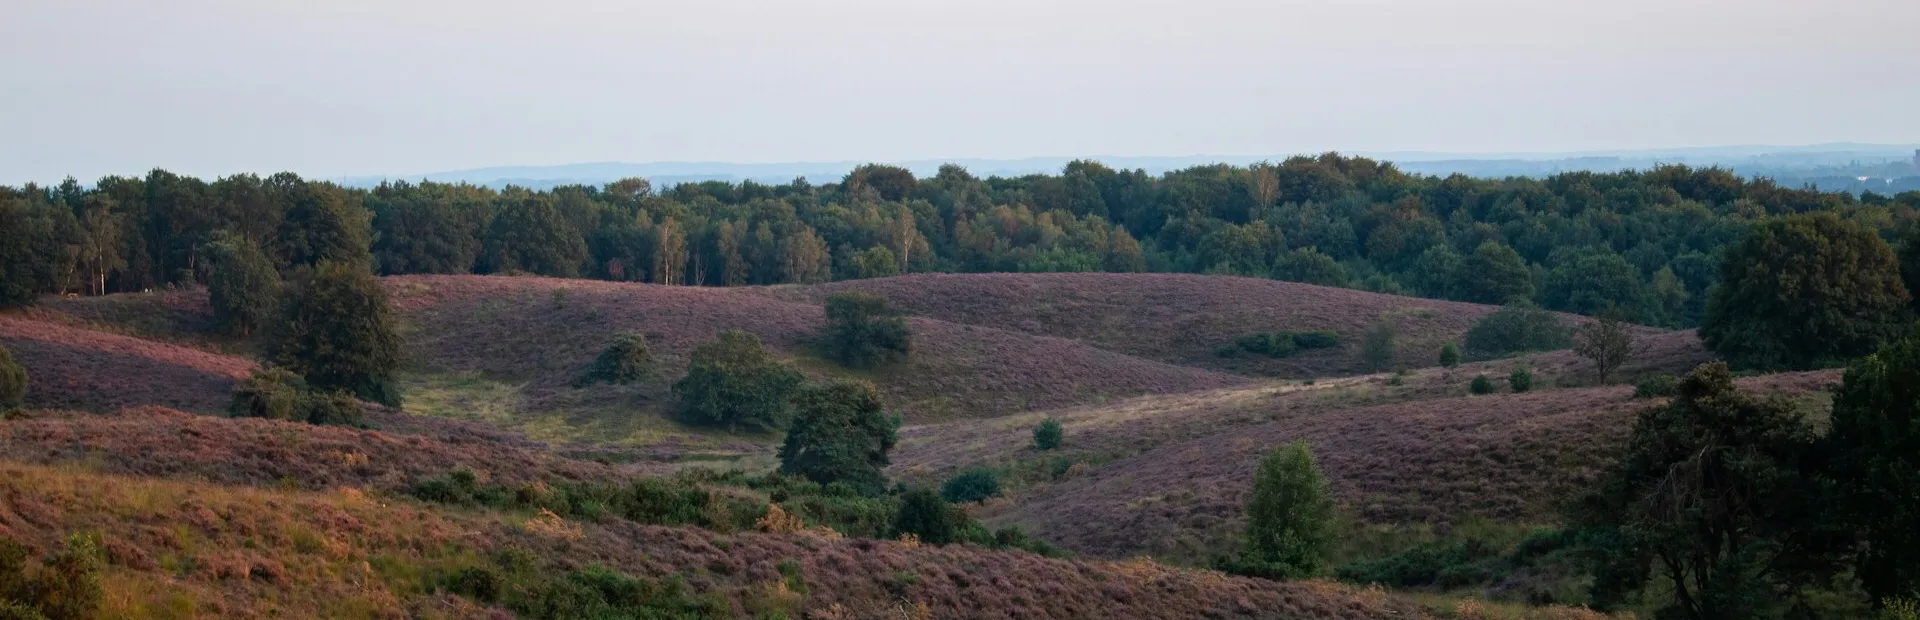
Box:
8 156 1920 326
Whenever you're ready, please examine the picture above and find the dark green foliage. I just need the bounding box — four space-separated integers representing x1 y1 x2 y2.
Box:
0 533 104 620
1469 374 1494 395
1543 250 1650 319
1509 367 1533 393
228 368 365 427
1033 417 1064 450
1290 331 1340 349
892 486 967 545
0 345 24 411
1701 212 1911 370
822 291 911 368
1632 373 1679 398
1222 442 1337 580
1272 247 1348 287
1458 241 1534 305
0 197 77 308
495 563 727 620
777 380 900 497
270 261 402 406
1829 327 1920 601
1360 319 1398 371
1577 362 1845 617
1464 303 1573 360
673 330 804 430
940 468 1002 504
1438 342 1460 369
204 232 281 337
851 246 899 279
576 332 653 387
1335 528 1581 601
481 196 588 277
1233 330 1343 358
272 178 373 269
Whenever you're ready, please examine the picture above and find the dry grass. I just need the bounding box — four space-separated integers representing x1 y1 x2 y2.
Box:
0 460 1437 619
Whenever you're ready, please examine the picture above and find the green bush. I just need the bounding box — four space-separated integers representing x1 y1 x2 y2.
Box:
1033 417 1064 450
1439 342 1460 369
1509 367 1533 393
1470 374 1494 395
823 291 911 368
1361 320 1397 371
270 261 403 406
1230 331 1340 358
0 344 26 411
0 533 103 620
778 380 899 497
892 486 967 545
1464 303 1573 360
229 368 365 427
1222 442 1337 580
576 332 653 386
1291 331 1341 350
940 469 1002 504
1633 373 1679 398
673 330 805 431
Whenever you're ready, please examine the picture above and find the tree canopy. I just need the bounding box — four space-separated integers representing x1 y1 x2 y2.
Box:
1700 212 1911 370
777 380 900 497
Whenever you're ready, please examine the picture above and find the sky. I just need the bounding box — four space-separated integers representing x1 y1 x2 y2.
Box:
4 0 1919 184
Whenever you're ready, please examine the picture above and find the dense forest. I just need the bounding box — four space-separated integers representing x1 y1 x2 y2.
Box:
6 153 1920 326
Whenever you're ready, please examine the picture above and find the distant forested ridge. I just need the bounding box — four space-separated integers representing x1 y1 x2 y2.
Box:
5 154 1919 327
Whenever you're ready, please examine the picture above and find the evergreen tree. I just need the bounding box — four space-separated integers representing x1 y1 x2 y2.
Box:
270 261 402 405
1225 442 1338 580
1829 326 1920 601
823 291 911 368
778 380 899 497
672 330 804 430
205 232 280 337
1701 213 1910 370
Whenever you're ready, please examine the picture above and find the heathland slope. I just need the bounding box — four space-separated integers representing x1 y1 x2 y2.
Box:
388 274 1248 421
0 312 254 412
780 273 1514 376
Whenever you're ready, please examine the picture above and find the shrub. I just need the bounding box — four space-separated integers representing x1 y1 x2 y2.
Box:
1223 442 1337 580
940 469 1001 504
1464 303 1573 360
1230 331 1340 358
1439 342 1460 369
0 344 25 411
1830 327 1920 601
1033 417 1064 450
1292 331 1340 350
1469 374 1494 395
1360 320 1398 371
778 380 899 497
1633 373 1679 398
1701 212 1910 371
228 368 364 427
1509 367 1533 393
892 486 967 545
575 332 653 386
270 261 403 406
0 533 104 620
823 291 911 368
674 330 805 431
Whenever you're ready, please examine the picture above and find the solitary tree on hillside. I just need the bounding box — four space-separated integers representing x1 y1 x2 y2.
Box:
0 343 26 410
1438 342 1461 369
205 232 281 337
1223 441 1338 580
575 332 654 387
823 291 911 368
270 261 402 406
1574 311 1636 384
1700 212 1910 370
778 380 900 497
1829 326 1920 602
1577 363 1843 617
673 330 804 431
1360 319 1398 371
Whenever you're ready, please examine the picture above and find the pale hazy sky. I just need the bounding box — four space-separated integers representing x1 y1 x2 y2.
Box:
5 0 1918 183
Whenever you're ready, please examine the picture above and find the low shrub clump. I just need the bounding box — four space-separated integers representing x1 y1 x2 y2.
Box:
1469 374 1494 395
1464 303 1573 360
575 331 653 386
1633 373 1679 398
1033 417 1064 450
1225 330 1341 358
1334 527 1583 604
1509 367 1534 393
0 343 25 411
0 533 105 620
439 546 729 619
228 367 366 427
822 291 911 368
940 468 1002 504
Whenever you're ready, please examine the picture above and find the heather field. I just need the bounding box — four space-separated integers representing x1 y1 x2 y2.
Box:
0 313 253 412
